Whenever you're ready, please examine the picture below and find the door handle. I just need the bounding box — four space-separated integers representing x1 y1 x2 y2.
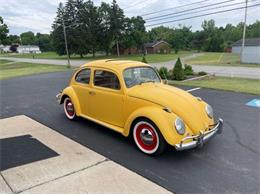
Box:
89 91 96 95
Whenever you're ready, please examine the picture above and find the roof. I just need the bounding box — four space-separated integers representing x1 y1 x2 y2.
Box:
80 59 150 72
232 38 260 47
18 45 40 48
144 40 170 48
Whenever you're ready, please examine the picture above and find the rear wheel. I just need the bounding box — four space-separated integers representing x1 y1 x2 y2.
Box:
133 119 166 155
63 97 77 120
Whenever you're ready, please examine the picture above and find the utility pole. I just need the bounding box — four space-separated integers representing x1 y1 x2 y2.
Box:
116 40 120 57
240 0 248 63
61 3 71 68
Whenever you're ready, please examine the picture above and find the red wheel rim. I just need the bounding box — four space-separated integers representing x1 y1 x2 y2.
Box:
135 123 158 151
65 99 74 117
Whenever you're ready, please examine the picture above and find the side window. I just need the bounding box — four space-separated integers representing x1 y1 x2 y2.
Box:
94 70 120 90
75 69 91 84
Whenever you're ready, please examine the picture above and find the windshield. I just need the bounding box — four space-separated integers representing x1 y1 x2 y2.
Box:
123 67 161 88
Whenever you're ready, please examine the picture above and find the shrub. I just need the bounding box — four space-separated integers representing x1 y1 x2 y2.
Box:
184 64 194 76
198 71 207 76
142 55 148 63
158 67 169 79
173 57 184 80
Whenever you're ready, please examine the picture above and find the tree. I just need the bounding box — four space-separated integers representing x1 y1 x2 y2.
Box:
0 16 9 44
20 31 35 45
172 57 184 80
80 0 102 57
122 16 146 52
35 33 52 51
110 0 125 56
99 2 113 56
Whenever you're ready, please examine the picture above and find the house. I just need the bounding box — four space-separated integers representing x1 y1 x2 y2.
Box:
16 45 41 54
0 45 11 53
232 38 260 64
144 40 171 54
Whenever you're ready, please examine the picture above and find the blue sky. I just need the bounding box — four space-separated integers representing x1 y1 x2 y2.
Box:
0 0 259 35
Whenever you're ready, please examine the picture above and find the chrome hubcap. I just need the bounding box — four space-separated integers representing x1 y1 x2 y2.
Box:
140 128 154 145
66 102 74 112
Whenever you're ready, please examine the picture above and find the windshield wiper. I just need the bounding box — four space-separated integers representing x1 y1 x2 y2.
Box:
139 80 155 85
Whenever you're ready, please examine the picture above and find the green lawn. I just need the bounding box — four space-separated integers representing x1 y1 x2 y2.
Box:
185 52 260 67
0 51 193 63
0 61 70 80
169 77 260 95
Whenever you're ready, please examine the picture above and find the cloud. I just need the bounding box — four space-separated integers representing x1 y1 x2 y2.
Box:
0 0 259 35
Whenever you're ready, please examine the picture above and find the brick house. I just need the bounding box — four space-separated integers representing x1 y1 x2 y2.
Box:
144 41 171 54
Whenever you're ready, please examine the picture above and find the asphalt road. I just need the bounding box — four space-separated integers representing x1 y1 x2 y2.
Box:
1 56 260 79
1 71 260 193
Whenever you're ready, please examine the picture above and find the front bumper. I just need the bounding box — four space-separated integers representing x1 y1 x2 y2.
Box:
56 92 62 104
174 118 223 151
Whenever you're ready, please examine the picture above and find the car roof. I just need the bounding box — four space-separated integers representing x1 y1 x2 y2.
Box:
80 59 151 72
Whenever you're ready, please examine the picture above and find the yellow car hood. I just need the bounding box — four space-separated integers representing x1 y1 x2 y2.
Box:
128 83 212 134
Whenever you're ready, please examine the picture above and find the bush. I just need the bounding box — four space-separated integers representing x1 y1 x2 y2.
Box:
158 67 169 79
198 71 207 76
184 64 194 76
173 57 184 80
142 55 148 63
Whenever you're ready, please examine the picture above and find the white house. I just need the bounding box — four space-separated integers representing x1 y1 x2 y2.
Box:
16 45 41 54
232 38 260 64
0 45 11 52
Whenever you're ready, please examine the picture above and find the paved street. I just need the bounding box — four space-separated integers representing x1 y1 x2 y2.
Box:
1 56 260 79
1 71 259 193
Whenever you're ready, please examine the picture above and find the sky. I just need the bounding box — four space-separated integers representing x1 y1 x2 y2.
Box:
0 0 259 35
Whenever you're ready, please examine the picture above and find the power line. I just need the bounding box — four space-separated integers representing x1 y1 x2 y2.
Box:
145 0 238 20
122 0 149 10
146 0 258 23
140 0 212 17
145 3 260 27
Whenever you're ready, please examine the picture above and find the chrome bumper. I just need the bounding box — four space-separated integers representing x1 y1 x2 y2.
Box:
175 118 223 151
56 92 62 104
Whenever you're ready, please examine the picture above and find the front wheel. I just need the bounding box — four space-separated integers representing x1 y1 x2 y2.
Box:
63 97 77 120
133 119 166 155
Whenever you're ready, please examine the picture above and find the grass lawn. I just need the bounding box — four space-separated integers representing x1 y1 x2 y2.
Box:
0 60 70 80
169 77 260 95
0 51 193 63
185 52 260 67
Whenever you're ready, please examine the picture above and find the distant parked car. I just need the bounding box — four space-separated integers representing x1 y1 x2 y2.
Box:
56 59 223 155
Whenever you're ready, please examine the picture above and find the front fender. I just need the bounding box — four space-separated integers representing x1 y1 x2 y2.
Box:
61 86 81 116
123 106 185 145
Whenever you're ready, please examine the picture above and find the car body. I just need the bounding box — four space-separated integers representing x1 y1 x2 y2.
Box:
56 59 223 155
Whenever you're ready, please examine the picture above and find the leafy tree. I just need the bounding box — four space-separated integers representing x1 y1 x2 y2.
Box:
20 31 35 45
99 2 113 55
81 0 102 57
35 33 52 51
172 57 184 80
0 16 9 44
110 0 125 56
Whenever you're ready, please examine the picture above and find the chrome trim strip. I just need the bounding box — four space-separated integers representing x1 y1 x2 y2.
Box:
175 118 223 151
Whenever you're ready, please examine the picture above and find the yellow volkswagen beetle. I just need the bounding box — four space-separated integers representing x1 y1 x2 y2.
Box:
56 59 223 155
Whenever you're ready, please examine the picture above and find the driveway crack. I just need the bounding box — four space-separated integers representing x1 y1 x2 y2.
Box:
226 121 260 156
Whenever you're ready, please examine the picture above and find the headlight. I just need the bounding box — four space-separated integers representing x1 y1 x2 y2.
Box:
174 117 186 135
206 104 213 118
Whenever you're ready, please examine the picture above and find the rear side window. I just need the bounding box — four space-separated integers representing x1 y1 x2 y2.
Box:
75 69 91 84
94 70 120 90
